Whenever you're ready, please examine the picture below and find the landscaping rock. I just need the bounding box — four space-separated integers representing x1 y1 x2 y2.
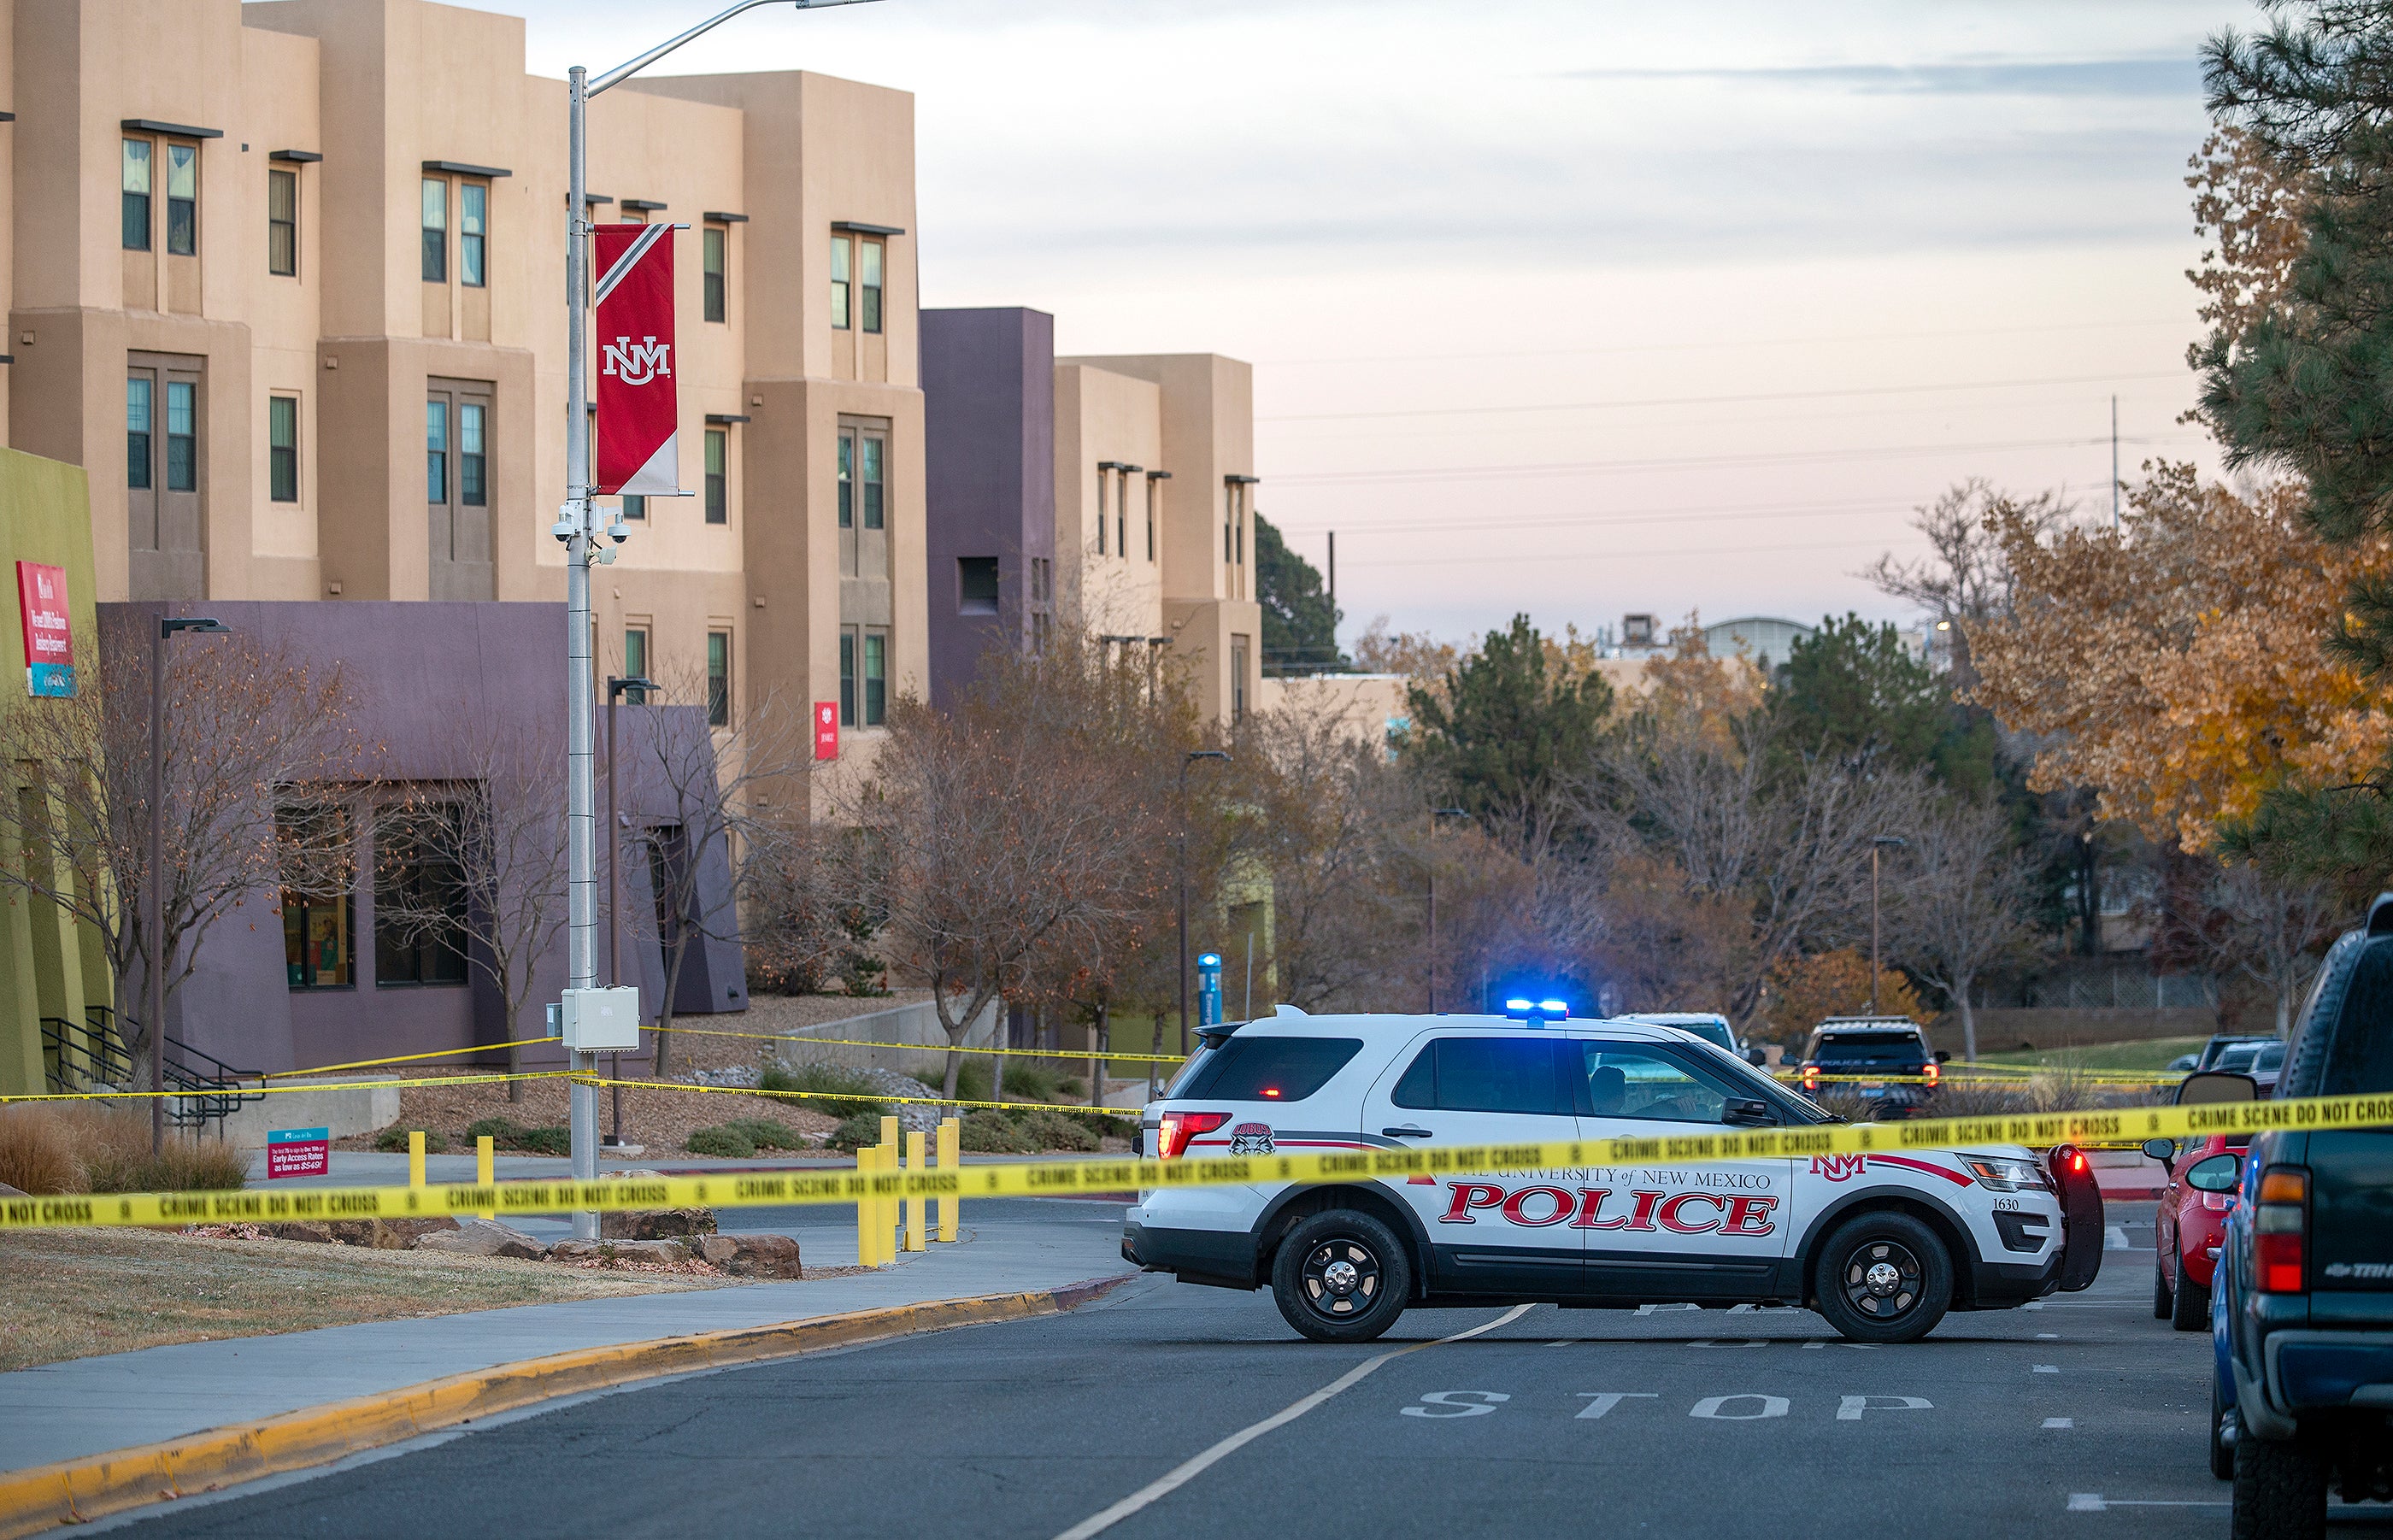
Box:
255 1221 339 1244
414 1219 546 1260
697 1233 803 1278
547 1237 695 1267
602 1206 718 1240
267 1217 461 1249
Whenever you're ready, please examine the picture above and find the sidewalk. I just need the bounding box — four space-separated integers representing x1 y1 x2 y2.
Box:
0 1202 1132 1478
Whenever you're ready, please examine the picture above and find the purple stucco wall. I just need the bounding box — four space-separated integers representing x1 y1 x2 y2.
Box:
922 307 1055 708
103 601 744 1075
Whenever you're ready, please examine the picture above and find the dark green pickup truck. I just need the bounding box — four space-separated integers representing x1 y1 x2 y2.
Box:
2216 896 2393 1539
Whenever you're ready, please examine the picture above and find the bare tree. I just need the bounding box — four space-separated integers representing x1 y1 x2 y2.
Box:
1858 479 2073 691
2158 859 2337 1035
373 725 567 1102
0 619 362 1086
1895 794 2037 1061
825 636 1176 1101
613 679 810 1078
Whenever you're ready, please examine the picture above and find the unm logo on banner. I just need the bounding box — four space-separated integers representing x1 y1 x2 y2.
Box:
593 222 683 497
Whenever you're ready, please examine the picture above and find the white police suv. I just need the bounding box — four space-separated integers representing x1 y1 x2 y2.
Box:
1122 1006 2104 1343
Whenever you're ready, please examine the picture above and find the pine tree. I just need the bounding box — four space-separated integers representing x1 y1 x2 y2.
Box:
1404 614 1611 858
1253 514 1343 676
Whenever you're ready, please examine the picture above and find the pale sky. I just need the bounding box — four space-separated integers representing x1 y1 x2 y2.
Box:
490 0 2265 651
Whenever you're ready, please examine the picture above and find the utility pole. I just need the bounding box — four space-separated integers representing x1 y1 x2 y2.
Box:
145 614 229 1154
559 0 877 1238
2111 395 2120 532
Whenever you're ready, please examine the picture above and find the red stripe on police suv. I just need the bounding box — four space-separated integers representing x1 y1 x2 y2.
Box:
1436 1183 1777 1236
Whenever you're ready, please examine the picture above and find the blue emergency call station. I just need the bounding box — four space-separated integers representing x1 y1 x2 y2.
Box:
1197 952 1223 1026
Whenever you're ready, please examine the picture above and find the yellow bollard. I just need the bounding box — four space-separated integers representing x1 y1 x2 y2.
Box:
879 1114 902 1258
905 1130 926 1252
855 1144 878 1266
938 1117 960 1243
476 1134 495 1218
408 1130 426 1189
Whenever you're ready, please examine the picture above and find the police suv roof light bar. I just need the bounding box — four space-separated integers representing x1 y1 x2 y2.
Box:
1504 997 1570 1026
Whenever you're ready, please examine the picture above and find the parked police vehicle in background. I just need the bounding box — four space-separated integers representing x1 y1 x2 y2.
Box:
1124 1005 2103 1344
1625 1011 1767 1066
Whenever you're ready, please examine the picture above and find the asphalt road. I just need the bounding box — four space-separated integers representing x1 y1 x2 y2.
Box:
113 1202 2260 1540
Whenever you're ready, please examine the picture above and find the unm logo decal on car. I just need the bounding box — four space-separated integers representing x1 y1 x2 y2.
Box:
1227 1123 1275 1155
1810 1154 1868 1183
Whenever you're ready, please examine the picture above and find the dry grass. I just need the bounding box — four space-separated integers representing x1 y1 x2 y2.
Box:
0 1226 736 1372
0 1106 247 1195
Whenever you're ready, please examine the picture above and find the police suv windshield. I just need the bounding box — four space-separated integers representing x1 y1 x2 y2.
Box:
1678 1037 1836 1125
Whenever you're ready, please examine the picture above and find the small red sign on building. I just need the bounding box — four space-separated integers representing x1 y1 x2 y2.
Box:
814 701 839 761
266 1126 330 1179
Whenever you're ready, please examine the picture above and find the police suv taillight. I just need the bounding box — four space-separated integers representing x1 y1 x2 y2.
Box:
1155 1111 1228 1161
2255 1165 2309 1293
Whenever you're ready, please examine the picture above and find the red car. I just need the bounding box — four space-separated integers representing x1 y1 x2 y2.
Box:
2149 1132 2247 1331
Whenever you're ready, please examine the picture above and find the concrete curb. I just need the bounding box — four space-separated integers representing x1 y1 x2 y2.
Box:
0 1273 1132 1537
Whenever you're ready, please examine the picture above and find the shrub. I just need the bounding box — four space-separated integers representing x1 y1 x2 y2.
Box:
761 1061 891 1121
826 1114 887 1153
951 1060 993 1103
374 1127 450 1154
1013 1108 1099 1153
464 1116 526 1144
0 1108 83 1195
1002 1064 1063 1103
464 1117 570 1155
955 1110 1037 1154
685 1125 757 1158
718 1118 808 1151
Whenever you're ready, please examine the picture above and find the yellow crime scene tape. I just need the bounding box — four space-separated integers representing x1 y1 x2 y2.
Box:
262 1036 567 1079
4 1089 2386 1234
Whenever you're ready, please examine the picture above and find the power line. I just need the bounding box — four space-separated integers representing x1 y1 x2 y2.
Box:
1255 314 2195 368
1271 432 2201 487
1274 497 1920 540
1339 535 1937 571
1258 370 2187 424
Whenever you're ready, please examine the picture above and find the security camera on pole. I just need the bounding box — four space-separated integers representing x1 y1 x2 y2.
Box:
556 0 879 1238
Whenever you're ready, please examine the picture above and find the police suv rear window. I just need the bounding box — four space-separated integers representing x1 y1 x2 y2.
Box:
1392 1037 1566 1115
1174 1036 1362 1103
1809 1032 1925 1061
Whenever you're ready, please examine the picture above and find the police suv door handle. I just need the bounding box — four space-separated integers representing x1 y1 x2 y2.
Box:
1383 1125 1434 1138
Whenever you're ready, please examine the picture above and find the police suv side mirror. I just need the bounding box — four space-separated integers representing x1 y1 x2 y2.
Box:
1724 1098 1775 1127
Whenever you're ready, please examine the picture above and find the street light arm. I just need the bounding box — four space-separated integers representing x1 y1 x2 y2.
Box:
590 0 881 95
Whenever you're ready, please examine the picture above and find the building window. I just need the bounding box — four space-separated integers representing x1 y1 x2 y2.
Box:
706 630 731 727
166 144 198 256
839 630 856 726
280 806 353 990
831 235 850 329
1232 634 1251 723
420 178 446 283
1096 468 1108 555
704 427 727 525
1226 485 1236 563
623 627 648 702
863 628 887 726
1117 477 1128 561
1145 476 1158 561
126 377 153 490
373 808 468 986
959 556 999 615
861 432 885 530
860 239 884 333
703 226 726 323
268 168 297 277
459 402 486 507
269 396 299 503
460 183 486 287
620 493 645 521
166 381 197 492
837 432 853 528
121 139 151 250
426 398 448 504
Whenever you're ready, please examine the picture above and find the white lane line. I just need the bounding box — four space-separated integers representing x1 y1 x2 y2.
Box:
2104 1225 2130 1250
2043 1417 2073 1429
1050 1303 1535 1540
2067 1496 2229 1511
2036 1333 2060 1340
2034 1365 2060 1373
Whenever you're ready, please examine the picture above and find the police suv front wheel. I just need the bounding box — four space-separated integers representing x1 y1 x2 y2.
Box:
1271 1210 1413 1343
1811 1211 1954 1343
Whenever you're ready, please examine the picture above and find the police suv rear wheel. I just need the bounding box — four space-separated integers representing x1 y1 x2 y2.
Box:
1272 1210 1412 1343
1812 1211 1953 1343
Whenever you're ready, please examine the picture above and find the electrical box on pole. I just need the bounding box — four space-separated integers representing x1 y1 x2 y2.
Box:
562 986 643 1050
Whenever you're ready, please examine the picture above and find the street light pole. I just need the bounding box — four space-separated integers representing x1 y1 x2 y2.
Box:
146 614 229 1155
560 0 878 1237
604 674 654 1149
1869 835 1907 1015
1177 749 1229 1056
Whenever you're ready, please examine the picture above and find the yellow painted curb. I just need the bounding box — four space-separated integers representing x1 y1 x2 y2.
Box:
0 1273 1132 1538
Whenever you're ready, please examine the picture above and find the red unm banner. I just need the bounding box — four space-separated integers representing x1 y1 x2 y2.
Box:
594 223 679 497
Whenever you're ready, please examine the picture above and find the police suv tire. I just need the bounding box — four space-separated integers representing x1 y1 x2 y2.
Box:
2172 1271 2208 1332
2154 1261 2173 1320
1810 1211 1953 1344
1271 1210 1412 1344
2231 1431 2329 1540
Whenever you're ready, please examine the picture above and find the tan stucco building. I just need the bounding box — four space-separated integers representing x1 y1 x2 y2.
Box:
5 0 925 743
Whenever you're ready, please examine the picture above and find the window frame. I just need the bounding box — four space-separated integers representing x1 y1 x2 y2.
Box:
373 805 470 989
859 238 884 333
420 177 447 284
704 426 728 525
839 629 857 727
837 431 854 528
165 380 198 493
830 234 850 330
121 138 153 251
165 142 198 257
705 629 732 728
703 226 726 324
268 395 299 503
860 429 885 531
126 376 155 491
458 181 487 288
622 627 649 703
458 400 487 508
425 397 450 506
863 627 887 726
268 167 298 277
